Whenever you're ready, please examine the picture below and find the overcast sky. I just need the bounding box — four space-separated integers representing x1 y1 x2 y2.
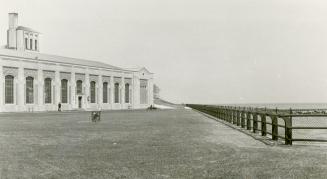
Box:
1 0 327 104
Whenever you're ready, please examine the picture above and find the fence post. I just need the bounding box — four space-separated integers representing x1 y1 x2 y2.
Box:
284 108 293 145
271 115 278 140
246 111 252 130
231 108 234 124
237 109 241 126
233 108 237 124
261 114 267 136
228 108 232 122
223 107 225 120
253 113 258 133
241 109 246 128
283 117 292 145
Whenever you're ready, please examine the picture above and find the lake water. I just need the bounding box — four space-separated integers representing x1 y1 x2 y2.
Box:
215 103 327 109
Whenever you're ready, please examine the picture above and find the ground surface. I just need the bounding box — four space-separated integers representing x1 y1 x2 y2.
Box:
0 109 326 178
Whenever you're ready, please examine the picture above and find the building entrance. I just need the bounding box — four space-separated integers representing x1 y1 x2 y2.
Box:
78 96 82 108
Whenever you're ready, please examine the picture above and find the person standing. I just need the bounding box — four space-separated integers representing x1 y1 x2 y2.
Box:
58 102 62 112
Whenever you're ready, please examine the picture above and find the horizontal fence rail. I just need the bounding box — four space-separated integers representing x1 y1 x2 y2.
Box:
186 104 327 145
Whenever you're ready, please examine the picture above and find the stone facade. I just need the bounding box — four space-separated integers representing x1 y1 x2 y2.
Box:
0 13 154 112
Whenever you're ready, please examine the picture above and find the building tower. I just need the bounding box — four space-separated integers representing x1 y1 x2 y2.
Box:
7 13 18 49
6 13 40 52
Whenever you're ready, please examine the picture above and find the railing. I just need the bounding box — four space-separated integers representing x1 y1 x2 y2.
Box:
186 104 327 145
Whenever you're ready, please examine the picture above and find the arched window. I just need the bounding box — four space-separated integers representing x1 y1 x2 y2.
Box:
35 40 38 51
44 78 52 104
76 80 83 94
25 38 28 49
30 39 33 50
26 76 34 104
90 81 96 103
61 79 68 103
103 82 108 103
5 75 14 104
125 83 130 103
114 83 119 103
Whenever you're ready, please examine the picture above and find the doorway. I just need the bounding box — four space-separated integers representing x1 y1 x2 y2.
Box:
78 96 82 108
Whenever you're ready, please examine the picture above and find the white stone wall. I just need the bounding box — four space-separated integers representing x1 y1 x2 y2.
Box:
0 56 154 112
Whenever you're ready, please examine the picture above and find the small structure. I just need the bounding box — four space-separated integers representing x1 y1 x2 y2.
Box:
90 111 101 122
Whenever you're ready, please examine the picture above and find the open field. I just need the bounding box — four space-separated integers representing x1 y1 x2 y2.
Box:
0 109 326 178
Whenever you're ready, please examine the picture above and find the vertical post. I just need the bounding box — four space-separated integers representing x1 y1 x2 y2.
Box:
237 110 240 126
284 108 293 145
272 116 278 140
233 107 236 124
241 110 245 128
261 114 267 136
223 107 226 120
284 117 292 145
246 111 251 130
229 108 232 123
253 113 258 133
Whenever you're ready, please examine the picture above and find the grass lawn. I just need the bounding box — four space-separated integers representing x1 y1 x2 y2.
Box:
0 109 326 178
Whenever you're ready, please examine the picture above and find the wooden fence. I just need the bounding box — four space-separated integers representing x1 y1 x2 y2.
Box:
187 104 327 145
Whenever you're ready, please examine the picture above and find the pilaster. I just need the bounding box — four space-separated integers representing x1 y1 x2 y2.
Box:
121 76 125 108
148 77 154 106
37 68 43 107
18 67 25 110
85 71 90 109
110 76 114 108
54 69 60 105
133 75 140 109
71 69 76 108
98 75 103 108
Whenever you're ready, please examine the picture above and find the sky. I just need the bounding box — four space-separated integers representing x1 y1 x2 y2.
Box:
1 0 327 104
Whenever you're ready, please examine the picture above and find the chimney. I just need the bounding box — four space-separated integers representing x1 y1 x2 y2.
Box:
8 13 18 29
7 13 18 49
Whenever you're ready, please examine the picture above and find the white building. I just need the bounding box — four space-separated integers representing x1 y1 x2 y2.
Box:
0 13 154 112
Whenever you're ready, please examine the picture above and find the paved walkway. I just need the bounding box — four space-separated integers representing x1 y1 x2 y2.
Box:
0 109 326 178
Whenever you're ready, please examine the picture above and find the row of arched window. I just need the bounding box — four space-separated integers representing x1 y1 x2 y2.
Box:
4 75 131 104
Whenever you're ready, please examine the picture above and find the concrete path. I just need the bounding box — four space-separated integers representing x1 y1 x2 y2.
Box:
0 109 326 178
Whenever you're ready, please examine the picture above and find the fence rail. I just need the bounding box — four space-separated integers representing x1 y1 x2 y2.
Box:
186 104 327 145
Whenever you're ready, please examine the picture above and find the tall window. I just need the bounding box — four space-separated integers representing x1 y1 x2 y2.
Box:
114 83 119 103
90 81 96 103
25 38 28 49
5 75 14 104
76 80 83 94
44 78 52 104
103 82 108 103
35 40 38 51
125 83 130 103
61 79 68 103
26 77 34 104
30 39 33 50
